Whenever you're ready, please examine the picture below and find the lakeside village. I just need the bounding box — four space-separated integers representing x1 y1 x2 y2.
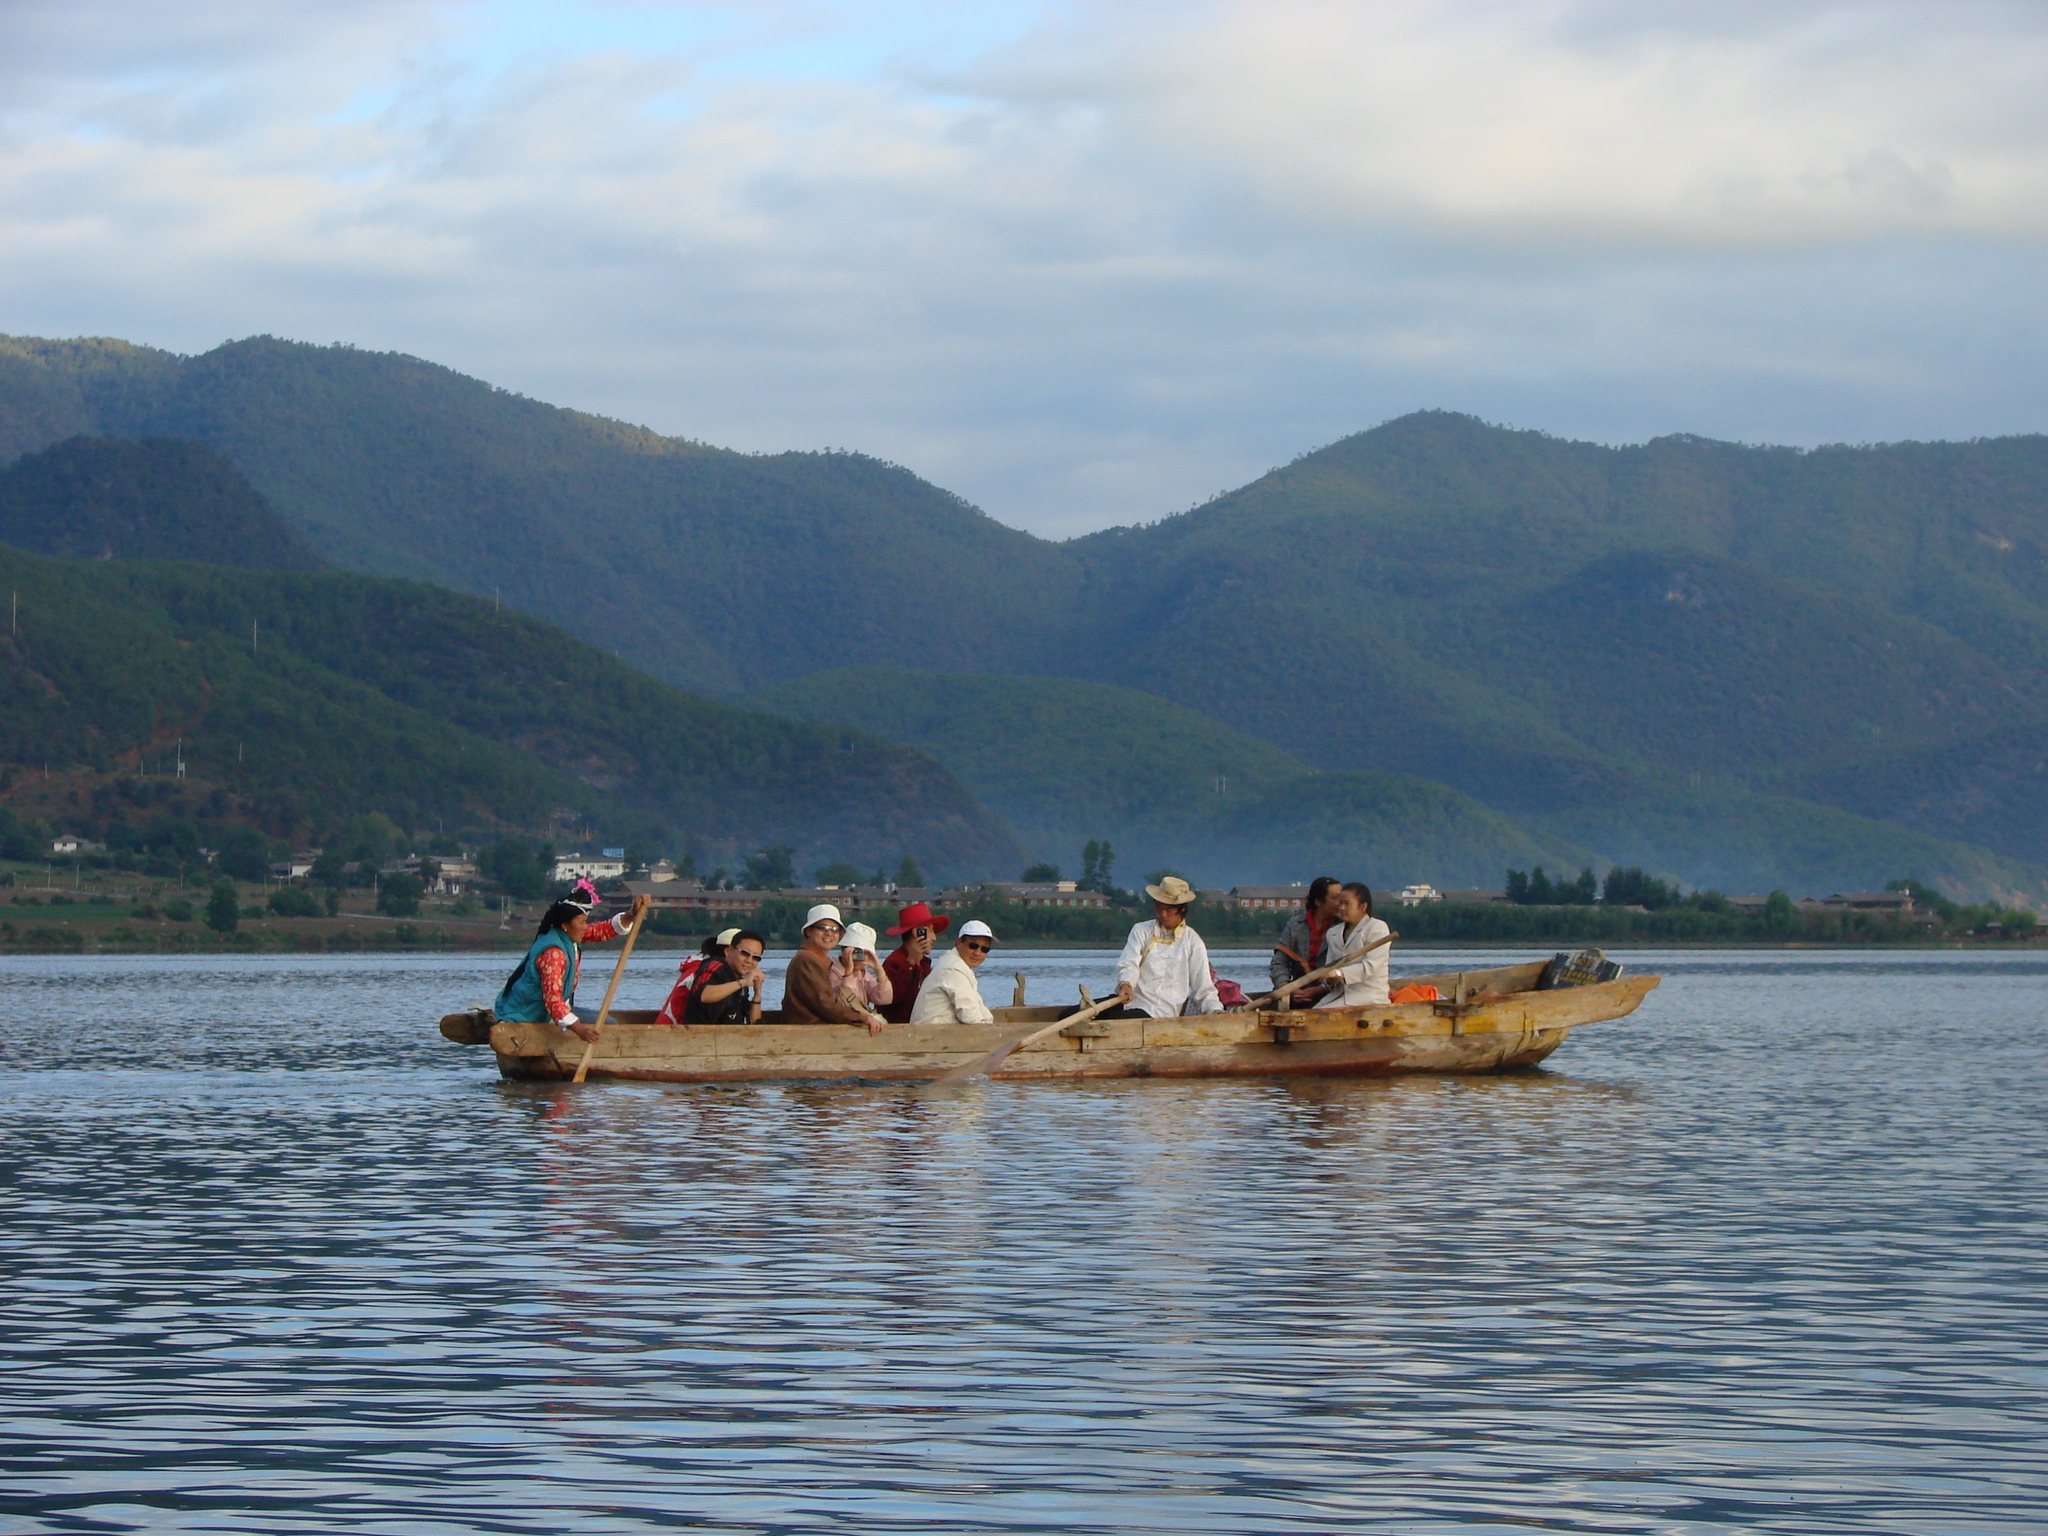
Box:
1 821 2040 954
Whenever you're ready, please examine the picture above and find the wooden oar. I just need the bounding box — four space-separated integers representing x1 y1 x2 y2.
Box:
570 911 646 1084
928 992 1126 1087
1241 930 1397 1011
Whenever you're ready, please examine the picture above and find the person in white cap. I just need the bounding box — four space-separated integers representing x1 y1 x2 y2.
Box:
781 903 885 1030
832 921 894 1027
1102 875 1220 1019
909 919 998 1025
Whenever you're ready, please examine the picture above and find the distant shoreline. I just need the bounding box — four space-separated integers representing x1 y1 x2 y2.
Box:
2 933 2040 958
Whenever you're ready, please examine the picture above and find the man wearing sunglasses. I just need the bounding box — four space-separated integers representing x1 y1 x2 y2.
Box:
907 919 998 1025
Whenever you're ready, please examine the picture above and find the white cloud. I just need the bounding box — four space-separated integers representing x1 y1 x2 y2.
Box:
0 0 2044 537
1122 0 2048 248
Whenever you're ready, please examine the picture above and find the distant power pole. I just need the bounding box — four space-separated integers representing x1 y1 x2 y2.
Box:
9 591 15 635
252 619 259 655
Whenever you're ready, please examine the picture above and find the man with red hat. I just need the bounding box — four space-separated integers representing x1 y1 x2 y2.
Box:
879 900 949 1023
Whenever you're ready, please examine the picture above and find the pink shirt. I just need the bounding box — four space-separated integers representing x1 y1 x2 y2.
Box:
830 956 894 1010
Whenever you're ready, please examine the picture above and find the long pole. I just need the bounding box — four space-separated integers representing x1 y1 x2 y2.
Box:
572 913 646 1084
1242 930 1398 1011
929 991 1128 1087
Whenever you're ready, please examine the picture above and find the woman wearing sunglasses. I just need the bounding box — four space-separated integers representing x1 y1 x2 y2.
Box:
907 920 998 1025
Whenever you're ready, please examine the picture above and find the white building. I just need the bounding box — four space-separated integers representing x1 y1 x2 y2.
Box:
551 855 625 884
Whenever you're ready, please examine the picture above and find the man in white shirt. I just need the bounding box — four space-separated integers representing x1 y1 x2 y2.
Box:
908 919 999 1024
1107 876 1222 1019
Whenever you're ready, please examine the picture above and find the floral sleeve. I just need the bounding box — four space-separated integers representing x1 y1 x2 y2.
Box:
536 947 572 1022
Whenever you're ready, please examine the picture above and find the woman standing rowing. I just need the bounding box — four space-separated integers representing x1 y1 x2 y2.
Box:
492 881 651 1042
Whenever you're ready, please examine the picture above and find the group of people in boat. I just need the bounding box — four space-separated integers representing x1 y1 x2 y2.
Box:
492 874 1413 1036
650 899 1002 1033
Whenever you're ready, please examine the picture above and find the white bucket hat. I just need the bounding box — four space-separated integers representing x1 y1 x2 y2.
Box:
803 903 846 932
841 921 880 955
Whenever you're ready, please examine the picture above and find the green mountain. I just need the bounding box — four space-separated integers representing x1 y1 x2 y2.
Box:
0 542 1020 880
7 332 2048 899
748 668 1309 843
749 667 2048 899
0 435 323 571
0 334 1080 692
743 668 1550 884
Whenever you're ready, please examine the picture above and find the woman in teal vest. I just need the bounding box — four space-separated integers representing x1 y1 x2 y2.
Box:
493 882 651 1042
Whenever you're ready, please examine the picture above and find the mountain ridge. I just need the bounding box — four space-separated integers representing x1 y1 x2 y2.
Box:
6 332 2047 897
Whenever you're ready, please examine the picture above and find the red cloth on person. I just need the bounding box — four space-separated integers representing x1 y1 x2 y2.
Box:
1210 967 1248 1009
534 915 629 1022
881 947 931 1024
656 956 712 1026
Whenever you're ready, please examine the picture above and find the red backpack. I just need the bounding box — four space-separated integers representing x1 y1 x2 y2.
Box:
655 955 713 1026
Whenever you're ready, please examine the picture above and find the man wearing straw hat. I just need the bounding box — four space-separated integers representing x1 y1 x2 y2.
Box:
1100 875 1221 1020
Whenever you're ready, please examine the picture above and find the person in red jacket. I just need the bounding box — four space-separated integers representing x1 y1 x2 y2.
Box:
880 901 948 1024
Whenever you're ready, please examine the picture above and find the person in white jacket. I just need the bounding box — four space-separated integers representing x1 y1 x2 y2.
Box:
1104 876 1222 1019
1316 882 1393 1008
908 920 999 1025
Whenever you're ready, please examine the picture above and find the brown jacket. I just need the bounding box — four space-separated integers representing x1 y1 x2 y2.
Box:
781 945 867 1025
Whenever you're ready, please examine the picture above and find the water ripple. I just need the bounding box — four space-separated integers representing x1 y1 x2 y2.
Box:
2 949 2044 1533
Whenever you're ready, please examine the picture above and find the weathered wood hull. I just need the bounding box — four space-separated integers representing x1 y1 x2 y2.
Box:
438 960 1659 1085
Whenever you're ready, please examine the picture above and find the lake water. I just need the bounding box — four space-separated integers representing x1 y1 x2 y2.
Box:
3 947 2045 1534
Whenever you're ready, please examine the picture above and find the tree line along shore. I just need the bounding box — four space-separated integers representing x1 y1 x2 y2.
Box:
3 857 2038 955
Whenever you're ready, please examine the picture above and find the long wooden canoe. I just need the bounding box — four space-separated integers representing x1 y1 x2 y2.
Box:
438 958 1659 1084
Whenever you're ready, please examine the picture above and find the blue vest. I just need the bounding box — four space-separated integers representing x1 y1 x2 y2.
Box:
494 930 580 1022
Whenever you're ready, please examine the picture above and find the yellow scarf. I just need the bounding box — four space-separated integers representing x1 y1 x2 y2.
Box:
1139 921 1183 962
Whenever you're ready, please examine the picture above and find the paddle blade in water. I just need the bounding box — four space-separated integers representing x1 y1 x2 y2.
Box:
931 1042 1016 1087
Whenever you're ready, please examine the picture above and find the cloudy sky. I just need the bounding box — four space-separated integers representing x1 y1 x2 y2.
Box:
4 0 2045 535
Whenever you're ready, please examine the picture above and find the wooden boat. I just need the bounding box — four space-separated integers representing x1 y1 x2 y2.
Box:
438 957 1659 1084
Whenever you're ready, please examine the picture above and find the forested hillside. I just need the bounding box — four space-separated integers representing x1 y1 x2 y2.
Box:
749 668 1587 884
0 334 1078 691
0 436 323 571
7 332 2047 898
750 668 2045 898
0 543 1019 879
